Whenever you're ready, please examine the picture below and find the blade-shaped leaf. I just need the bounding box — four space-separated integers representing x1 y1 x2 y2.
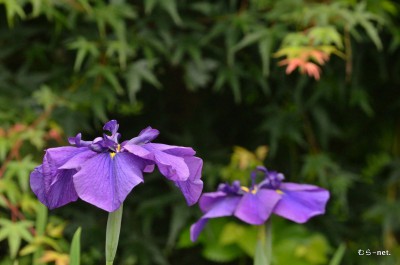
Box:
69 227 82 265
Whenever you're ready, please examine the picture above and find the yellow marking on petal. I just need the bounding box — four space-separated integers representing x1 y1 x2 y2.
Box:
110 152 116 159
116 144 121 152
241 186 257 194
276 189 284 194
241 186 250 193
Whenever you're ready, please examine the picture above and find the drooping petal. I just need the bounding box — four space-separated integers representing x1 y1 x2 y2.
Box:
43 169 79 209
141 144 190 181
273 183 330 223
30 165 79 210
174 157 203 205
42 147 81 194
30 166 47 205
123 144 154 159
143 164 155 173
190 218 208 242
146 143 196 156
190 196 241 241
234 189 281 225
73 152 146 212
30 147 88 209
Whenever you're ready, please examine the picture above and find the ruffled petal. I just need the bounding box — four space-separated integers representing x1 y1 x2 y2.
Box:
30 165 79 210
234 189 281 225
43 169 79 209
198 191 228 212
68 133 92 147
123 144 154 159
30 147 88 209
143 144 190 181
190 196 241 241
174 157 203 205
73 152 145 212
103 120 119 135
125 127 160 145
273 183 330 223
146 143 196 156
30 166 47 205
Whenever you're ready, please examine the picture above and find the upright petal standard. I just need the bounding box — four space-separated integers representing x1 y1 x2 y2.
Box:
30 120 204 212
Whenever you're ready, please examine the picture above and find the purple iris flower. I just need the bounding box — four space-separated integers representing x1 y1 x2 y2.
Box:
190 166 329 241
30 120 203 212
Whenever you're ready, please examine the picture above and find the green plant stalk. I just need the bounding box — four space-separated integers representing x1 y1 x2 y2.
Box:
265 219 272 265
105 204 123 265
254 219 272 265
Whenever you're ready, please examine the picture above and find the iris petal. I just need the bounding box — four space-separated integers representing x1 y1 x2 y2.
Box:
30 147 87 209
175 157 203 205
146 143 196 156
273 183 330 223
73 152 145 212
198 191 228 212
190 196 241 241
123 144 153 159
59 149 97 170
234 190 281 225
30 166 47 205
44 169 79 209
125 127 160 145
30 147 83 209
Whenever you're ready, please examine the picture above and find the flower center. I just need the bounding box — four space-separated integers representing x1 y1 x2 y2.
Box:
241 186 257 194
110 144 121 159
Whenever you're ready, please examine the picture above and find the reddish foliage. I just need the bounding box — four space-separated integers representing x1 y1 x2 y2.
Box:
278 49 330 80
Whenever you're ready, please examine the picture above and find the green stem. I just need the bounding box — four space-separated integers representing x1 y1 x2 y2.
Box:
105 204 123 265
254 219 272 265
265 219 272 265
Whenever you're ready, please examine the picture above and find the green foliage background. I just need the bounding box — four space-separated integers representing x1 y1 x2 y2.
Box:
0 0 399 264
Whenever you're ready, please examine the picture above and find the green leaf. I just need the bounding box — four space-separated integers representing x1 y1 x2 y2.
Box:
0 220 33 259
125 60 161 102
4 156 37 192
35 203 48 236
69 227 82 265
308 27 343 49
87 65 124 95
329 243 346 265
258 37 273 77
203 242 241 263
1 0 26 26
8 225 22 259
160 0 182 26
0 137 9 162
144 0 158 14
33 85 58 111
68 37 99 71
166 205 190 251
232 30 270 52
219 222 246 245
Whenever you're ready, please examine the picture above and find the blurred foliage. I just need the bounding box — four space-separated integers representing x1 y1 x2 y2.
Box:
0 0 400 264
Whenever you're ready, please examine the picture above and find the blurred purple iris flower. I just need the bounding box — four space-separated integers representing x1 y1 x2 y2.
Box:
30 120 203 212
190 166 329 241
